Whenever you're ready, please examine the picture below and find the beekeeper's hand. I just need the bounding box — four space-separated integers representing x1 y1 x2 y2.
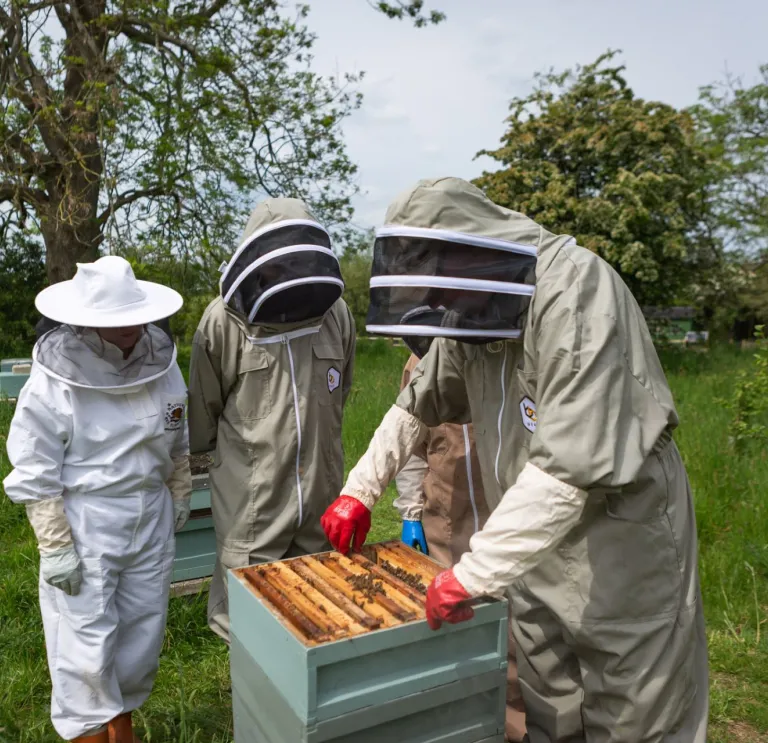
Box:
425 568 474 630
41 546 82 596
401 520 428 554
321 496 371 555
174 496 191 532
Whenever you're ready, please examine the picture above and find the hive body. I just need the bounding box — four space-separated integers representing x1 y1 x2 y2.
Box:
172 459 217 583
0 357 32 399
229 542 508 743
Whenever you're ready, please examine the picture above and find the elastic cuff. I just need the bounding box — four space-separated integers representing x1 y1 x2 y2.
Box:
343 490 376 511
452 562 486 599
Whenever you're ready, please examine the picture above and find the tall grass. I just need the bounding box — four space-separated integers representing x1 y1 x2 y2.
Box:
0 341 766 742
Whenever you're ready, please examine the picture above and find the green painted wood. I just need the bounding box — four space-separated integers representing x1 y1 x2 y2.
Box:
230 571 313 719
231 635 505 743
171 483 216 583
227 547 507 727
0 371 29 398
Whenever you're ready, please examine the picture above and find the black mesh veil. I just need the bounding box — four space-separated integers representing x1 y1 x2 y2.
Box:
366 227 537 342
220 219 344 324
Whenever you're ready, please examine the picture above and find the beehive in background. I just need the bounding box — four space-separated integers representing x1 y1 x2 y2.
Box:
0 357 32 400
229 541 507 743
171 454 217 585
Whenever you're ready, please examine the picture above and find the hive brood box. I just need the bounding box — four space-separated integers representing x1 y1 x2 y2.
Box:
229 541 507 743
0 357 32 400
171 454 216 584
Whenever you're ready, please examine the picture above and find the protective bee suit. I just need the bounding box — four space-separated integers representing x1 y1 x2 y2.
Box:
3 257 190 742
188 197 356 643
395 352 527 743
322 178 708 743
394 353 489 567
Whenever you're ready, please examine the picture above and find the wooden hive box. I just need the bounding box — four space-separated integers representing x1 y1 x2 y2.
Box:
171 454 217 584
0 358 32 400
228 541 507 743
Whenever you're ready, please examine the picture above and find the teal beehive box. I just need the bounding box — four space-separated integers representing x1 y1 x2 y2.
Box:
172 456 217 583
0 358 32 400
228 541 507 743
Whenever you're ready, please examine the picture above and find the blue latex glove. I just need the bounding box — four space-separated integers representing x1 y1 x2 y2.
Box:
401 520 428 554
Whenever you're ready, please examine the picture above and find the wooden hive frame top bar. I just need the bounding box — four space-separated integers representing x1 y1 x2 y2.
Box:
233 541 445 646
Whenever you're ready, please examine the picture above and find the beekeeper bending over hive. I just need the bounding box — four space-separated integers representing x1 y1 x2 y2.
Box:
188 197 356 643
4 257 191 743
321 177 708 743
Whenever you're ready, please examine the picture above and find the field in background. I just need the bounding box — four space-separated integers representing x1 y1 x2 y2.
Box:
0 341 766 742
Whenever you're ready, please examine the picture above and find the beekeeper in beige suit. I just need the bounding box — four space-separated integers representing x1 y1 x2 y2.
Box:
189 197 356 643
395 351 526 742
321 177 708 742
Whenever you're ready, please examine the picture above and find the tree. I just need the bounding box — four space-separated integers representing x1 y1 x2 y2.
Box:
369 1 445 27
337 227 374 333
0 1 371 285
473 51 718 307
692 65 768 256
0 228 46 356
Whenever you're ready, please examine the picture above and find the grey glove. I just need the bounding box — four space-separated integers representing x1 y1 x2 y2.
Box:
41 545 82 596
173 496 191 532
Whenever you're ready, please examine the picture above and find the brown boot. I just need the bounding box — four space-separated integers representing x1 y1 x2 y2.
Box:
107 713 142 743
72 728 108 742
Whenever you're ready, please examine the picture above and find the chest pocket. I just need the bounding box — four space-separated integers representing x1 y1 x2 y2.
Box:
313 343 344 406
232 348 271 421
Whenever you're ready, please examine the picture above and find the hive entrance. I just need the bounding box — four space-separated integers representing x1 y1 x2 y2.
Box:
234 541 443 645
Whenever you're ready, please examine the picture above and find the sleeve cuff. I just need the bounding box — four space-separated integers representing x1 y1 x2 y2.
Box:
452 462 588 598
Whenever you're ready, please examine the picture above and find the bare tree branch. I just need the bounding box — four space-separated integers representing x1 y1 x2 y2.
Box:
98 184 170 224
0 180 48 205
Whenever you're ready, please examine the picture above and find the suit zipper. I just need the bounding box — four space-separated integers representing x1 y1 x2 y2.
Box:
495 344 507 486
284 336 304 527
462 423 479 533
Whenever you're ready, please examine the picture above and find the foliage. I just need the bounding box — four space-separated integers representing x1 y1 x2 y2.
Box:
693 65 768 255
337 227 374 334
720 326 768 453
0 230 46 357
340 252 373 335
473 50 719 307
368 1 445 27
0 1 364 284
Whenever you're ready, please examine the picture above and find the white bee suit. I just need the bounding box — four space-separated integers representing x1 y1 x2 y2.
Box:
4 322 189 740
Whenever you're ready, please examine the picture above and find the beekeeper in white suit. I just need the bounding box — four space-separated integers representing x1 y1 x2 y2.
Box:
4 256 191 743
322 177 708 743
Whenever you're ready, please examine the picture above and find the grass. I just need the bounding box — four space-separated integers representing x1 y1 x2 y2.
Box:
0 340 766 742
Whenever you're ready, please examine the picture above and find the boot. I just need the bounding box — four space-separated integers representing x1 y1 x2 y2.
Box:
72 728 108 743
107 712 142 743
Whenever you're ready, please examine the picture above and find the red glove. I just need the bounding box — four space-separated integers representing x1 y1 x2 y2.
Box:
321 496 372 555
425 568 475 630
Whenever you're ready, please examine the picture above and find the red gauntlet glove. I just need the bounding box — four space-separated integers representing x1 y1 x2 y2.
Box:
321 495 372 555
425 568 475 630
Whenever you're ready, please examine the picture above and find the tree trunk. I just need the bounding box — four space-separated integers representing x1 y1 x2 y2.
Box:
40 215 101 285
36 0 107 286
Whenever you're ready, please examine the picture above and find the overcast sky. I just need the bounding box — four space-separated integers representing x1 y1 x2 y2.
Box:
305 0 768 228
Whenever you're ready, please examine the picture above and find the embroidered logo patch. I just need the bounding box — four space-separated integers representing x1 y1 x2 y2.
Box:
165 403 185 430
327 367 341 393
519 397 537 433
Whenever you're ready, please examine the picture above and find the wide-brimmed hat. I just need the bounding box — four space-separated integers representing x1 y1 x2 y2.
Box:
35 255 183 328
